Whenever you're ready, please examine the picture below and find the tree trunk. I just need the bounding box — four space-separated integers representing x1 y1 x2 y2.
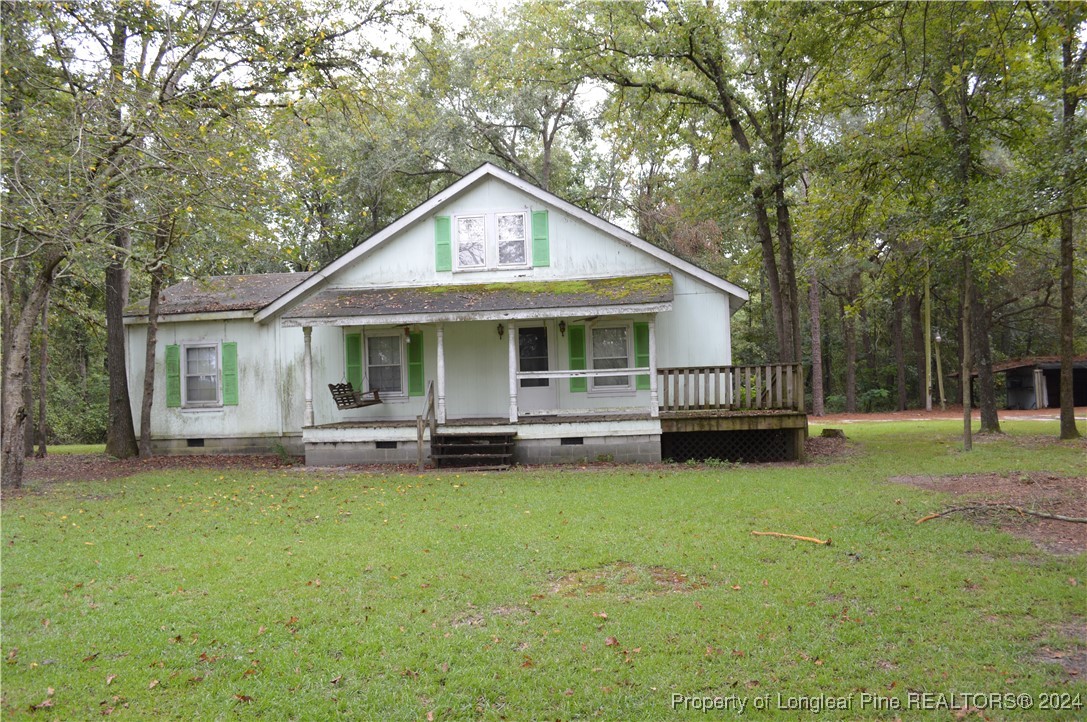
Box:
103 18 138 460
893 295 907 411
773 181 802 363
139 217 172 457
1058 20 1082 440
962 254 973 451
909 294 925 407
841 306 857 414
36 292 49 458
809 267 824 416
1 252 64 488
973 293 1001 433
23 358 34 457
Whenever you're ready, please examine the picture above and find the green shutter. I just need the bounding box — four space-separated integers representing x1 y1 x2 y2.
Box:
435 216 452 272
165 344 181 407
531 210 549 267
568 324 586 393
345 332 363 390
633 322 650 390
221 342 239 405
407 331 424 396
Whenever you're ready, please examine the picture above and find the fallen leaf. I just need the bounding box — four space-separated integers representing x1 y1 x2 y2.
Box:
563 688 574 696
731 649 745 657
731 585 742 591
83 652 100 662
520 656 534 668
330 674 342 685
29 698 53 711
234 694 253 703
604 636 619 647
257 626 267 636
106 674 117 685
426 712 435 722
148 679 159 690
593 611 608 619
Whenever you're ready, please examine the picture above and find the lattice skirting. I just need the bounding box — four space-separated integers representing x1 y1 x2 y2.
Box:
661 430 794 463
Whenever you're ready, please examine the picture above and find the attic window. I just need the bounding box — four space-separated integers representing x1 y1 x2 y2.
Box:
455 215 486 269
452 212 530 271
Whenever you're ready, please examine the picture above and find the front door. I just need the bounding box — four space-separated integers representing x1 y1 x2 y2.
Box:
517 325 557 413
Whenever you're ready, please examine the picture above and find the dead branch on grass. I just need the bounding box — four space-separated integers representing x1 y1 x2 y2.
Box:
916 504 1087 525
751 531 832 545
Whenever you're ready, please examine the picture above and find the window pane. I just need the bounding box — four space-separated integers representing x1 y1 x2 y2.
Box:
369 365 402 393
499 240 526 265
187 375 218 402
186 346 217 375
592 328 628 360
457 216 485 267
497 213 525 241
367 336 400 366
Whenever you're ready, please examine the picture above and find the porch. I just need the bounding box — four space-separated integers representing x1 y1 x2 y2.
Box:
302 363 807 468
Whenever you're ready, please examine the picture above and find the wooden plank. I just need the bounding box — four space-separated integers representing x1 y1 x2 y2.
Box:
703 368 710 409
797 362 806 413
775 365 783 407
744 367 752 409
715 367 722 409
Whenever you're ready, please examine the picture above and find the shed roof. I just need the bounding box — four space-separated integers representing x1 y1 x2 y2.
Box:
125 272 315 317
281 274 673 326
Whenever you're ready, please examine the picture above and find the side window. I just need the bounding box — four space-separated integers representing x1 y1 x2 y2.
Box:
184 344 220 406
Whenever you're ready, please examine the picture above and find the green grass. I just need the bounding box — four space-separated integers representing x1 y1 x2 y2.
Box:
45 444 107 455
2 422 1084 720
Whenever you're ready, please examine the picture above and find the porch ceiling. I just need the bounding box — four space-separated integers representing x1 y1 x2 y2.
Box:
281 274 673 327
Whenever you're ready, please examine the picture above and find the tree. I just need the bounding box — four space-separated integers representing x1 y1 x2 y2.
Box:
2 0 413 487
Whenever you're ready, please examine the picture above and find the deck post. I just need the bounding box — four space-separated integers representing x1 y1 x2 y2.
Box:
303 326 314 427
436 324 447 424
508 322 518 422
648 319 659 418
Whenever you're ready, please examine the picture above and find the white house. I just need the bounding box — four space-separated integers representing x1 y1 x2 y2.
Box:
124 164 806 466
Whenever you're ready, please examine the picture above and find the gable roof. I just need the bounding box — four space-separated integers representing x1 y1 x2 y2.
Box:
281 274 673 326
125 272 314 318
255 163 748 323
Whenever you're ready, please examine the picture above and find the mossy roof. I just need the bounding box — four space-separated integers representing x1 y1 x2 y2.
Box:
282 274 674 320
124 272 315 317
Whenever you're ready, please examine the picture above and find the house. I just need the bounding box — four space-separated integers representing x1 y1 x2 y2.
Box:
124 163 807 466
994 355 1087 410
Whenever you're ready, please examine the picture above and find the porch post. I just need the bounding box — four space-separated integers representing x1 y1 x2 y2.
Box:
303 326 314 427
508 322 518 422
648 318 659 418
436 323 447 423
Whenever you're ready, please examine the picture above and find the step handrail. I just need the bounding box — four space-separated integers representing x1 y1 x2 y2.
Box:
416 380 436 471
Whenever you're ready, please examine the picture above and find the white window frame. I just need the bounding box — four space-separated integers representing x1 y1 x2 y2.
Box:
365 331 408 399
452 211 532 272
181 342 222 408
588 323 633 394
495 211 529 268
453 214 487 271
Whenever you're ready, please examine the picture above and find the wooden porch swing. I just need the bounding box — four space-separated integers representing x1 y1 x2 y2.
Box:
328 381 382 410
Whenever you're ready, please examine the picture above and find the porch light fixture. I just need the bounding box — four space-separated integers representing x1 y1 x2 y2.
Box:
558 320 566 337
404 327 412 342
497 323 505 339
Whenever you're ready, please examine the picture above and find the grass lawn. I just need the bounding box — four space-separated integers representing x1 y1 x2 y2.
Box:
2 422 1084 720
44 444 107 456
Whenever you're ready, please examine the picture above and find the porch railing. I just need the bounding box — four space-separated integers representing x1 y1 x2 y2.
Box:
416 380 436 471
658 363 805 414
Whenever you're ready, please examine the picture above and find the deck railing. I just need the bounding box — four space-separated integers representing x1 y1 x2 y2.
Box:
658 363 805 414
